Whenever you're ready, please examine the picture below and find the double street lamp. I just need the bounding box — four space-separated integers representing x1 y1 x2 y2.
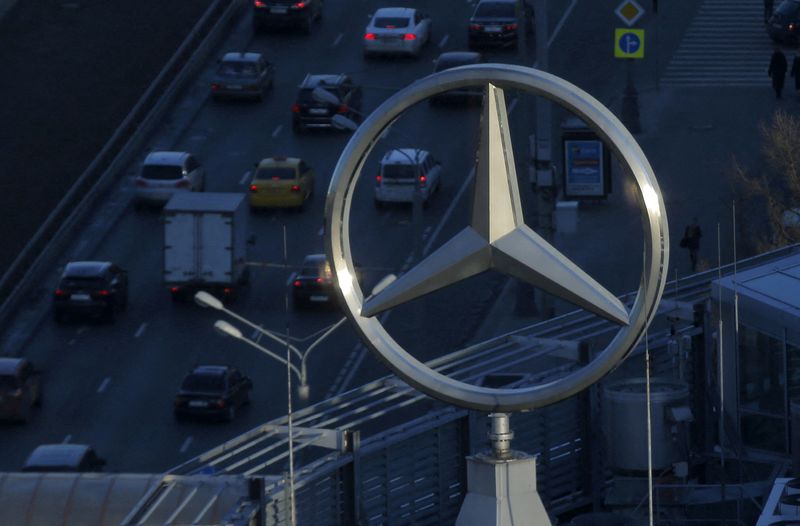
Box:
194 272 396 400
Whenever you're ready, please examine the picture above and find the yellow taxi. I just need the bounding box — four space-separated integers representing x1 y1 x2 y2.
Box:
249 156 315 210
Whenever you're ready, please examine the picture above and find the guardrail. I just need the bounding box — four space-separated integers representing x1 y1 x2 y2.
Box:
0 0 246 326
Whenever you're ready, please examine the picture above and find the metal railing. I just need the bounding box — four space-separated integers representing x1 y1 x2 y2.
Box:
0 0 246 326
158 246 800 524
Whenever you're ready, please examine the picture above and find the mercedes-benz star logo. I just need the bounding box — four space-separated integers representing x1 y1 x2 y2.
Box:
326 64 668 412
362 84 629 328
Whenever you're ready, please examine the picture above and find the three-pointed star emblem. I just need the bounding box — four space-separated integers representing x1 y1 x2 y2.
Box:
361 83 629 326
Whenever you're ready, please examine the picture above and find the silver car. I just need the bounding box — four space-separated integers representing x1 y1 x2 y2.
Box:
134 151 205 208
374 149 442 208
211 52 275 101
363 7 431 58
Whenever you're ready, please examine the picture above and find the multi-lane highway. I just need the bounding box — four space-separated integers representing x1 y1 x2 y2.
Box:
0 0 779 477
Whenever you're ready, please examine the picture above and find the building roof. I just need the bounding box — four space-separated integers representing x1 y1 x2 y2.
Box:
0 473 250 526
714 251 800 317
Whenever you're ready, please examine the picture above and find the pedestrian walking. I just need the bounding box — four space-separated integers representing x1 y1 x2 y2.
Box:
791 51 800 94
769 47 788 99
680 218 703 273
765 0 774 22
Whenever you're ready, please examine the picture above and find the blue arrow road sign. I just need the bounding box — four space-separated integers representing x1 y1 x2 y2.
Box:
620 32 640 54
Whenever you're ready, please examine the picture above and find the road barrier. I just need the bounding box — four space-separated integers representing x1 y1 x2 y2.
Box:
0 0 246 327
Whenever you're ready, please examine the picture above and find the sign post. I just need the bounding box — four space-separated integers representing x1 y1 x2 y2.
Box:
614 0 645 132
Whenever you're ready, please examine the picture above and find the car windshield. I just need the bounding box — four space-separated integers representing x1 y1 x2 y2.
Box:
256 167 296 180
0 375 18 390
141 165 183 180
474 2 515 17
60 276 105 289
218 61 257 78
374 16 410 28
182 373 225 392
382 164 417 179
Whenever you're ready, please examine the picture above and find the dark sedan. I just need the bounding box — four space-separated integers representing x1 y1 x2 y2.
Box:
211 52 274 101
768 0 800 44
291 254 336 308
173 365 252 422
430 51 484 104
53 261 128 323
468 0 521 50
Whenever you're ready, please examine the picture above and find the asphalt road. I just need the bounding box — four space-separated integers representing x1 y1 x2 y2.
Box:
0 0 779 476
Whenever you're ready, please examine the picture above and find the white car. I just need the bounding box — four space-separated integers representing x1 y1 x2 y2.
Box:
363 7 431 58
134 151 205 208
374 149 442 208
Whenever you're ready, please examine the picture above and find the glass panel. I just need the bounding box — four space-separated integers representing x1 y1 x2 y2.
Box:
741 412 786 452
382 165 416 179
60 277 106 290
374 17 410 28
475 2 515 17
181 374 224 392
739 325 785 415
256 167 296 180
789 342 800 402
141 165 183 181
218 61 258 78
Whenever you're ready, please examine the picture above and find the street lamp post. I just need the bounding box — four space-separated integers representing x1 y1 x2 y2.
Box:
195 272 396 399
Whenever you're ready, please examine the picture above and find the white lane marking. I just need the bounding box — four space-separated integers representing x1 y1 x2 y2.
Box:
424 166 475 256
331 167 477 396
134 322 147 338
179 436 194 454
549 0 577 48
507 97 518 115
272 125 283 138
439 34 449 48
332 33 344 47
76 326 88 335
62 434 72 444
239 171 252 185
68 339 76 346
97 377 111 393
335 310 392 396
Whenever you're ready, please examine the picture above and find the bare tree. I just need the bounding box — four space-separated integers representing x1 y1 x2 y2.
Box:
732 110 800 253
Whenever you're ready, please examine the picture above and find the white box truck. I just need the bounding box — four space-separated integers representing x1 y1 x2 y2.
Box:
163 192 250 301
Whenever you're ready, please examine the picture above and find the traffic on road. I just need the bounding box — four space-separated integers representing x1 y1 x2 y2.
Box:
0 0 770 480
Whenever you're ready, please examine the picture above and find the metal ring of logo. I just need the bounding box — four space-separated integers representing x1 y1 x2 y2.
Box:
325 64 669 412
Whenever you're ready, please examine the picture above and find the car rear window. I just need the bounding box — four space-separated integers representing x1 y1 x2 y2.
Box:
474 2 516 17
382 164 417 179
182 374 225 392
60 276 106 289
141 165 184 180
256 167 297 180
374 16 410 28
301 259 331 278
218 61 257 77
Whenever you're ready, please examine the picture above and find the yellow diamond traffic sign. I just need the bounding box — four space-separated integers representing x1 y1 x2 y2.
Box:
615 0 644 27
614 28 645 59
